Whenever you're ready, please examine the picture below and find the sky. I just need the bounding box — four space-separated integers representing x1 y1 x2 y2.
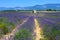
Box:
0 0 60 7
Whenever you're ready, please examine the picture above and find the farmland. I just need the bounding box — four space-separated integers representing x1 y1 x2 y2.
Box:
0 11 60 40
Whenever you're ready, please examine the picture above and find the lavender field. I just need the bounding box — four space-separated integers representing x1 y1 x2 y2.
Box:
0 11 60 40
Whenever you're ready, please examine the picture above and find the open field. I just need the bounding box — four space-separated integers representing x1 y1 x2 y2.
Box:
0 11 60 40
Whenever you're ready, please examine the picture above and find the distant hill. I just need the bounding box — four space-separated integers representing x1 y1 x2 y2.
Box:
0 4 60 11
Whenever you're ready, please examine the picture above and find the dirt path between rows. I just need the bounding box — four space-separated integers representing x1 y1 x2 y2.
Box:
0 18 29 40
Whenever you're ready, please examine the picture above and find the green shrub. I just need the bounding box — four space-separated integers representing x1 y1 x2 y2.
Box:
43 24 60 40
14 29 33 40
0 17 15 35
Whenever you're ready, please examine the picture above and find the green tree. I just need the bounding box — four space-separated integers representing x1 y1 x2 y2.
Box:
46 9 57 11
46 9 52 11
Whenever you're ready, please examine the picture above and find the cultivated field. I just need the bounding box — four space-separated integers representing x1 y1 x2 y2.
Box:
0 11 60 40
